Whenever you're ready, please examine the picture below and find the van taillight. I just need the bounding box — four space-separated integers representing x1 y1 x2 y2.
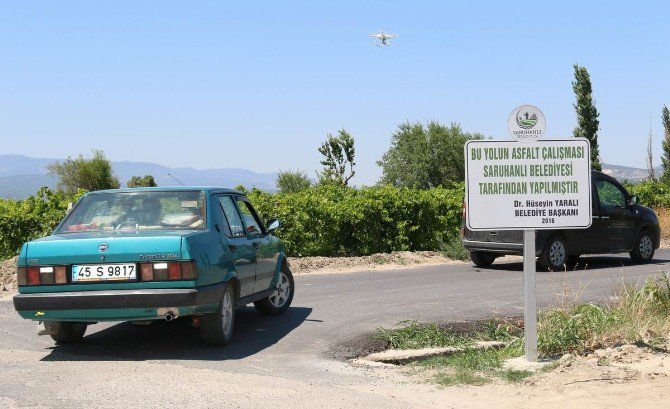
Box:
139 261 198 281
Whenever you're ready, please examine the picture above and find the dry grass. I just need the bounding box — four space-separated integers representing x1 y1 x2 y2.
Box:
656 207 670 243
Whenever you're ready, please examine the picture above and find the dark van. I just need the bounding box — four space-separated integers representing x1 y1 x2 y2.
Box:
461 171 660 270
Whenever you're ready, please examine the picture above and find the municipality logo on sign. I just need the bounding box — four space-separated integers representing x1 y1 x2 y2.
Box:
508 105 546 143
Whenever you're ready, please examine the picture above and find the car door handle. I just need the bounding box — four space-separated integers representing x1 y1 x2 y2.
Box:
229 244 237 252
253 242 260 250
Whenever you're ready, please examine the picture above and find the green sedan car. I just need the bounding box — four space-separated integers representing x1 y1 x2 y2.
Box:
13 187 294 346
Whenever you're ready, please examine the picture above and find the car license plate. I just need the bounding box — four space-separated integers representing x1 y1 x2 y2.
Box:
72 263 137 282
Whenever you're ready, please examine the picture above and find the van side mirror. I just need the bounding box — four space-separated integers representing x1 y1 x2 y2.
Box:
628 195 638 206
266 218 281 233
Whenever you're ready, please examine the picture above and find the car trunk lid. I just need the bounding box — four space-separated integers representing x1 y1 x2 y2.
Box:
25 231 187 266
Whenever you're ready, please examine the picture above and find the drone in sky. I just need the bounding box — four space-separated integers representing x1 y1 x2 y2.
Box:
370 31 396 46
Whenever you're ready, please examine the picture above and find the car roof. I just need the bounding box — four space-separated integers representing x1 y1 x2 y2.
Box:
84 186 245 196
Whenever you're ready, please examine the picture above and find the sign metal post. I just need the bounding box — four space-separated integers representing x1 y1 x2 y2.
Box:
523 229 537 361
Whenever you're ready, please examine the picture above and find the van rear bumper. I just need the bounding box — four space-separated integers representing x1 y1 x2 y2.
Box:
461 239 531 255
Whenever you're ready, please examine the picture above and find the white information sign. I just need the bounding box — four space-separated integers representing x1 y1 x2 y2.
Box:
465 138 592 230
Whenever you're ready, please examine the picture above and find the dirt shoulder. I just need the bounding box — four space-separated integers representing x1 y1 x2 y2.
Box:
0 257 17 297
350 339 670 408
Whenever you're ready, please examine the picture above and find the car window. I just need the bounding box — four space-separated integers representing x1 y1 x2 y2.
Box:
236 199 263 235
57 191 206 232
218 196 245 237
596 180 626 209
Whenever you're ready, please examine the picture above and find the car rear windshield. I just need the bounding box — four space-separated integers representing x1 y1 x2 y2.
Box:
56 190 207 233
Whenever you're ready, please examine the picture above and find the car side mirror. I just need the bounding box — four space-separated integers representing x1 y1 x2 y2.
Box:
266 218 281 234
628 195 638 207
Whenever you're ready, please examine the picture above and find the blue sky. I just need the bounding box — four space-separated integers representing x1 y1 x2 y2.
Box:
1 1 669 185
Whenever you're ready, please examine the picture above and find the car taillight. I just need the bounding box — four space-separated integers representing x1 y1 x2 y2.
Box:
18 265 69 286
27 267 40 285
139 261 198 281
39 267 55 284
17 267 27 286
55 266 67 284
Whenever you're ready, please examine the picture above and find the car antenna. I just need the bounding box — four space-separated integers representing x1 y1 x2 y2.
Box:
167 173 185 186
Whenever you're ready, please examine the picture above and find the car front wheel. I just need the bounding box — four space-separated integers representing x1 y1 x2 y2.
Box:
630 230 655 263
254 264 294 316
201 284 236 346
539 236 567 271
469 251 496 267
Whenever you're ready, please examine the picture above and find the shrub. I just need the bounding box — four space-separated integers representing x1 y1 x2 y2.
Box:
248 184 464 257
0 184 465 259
0 188 84 259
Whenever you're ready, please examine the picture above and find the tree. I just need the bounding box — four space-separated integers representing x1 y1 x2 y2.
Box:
47 150 120 194
127 175 158 188
317 129 355 186
647 116 655 180
276 170 311 193
661 106 670 184
377 121 483 188
572 64 601 171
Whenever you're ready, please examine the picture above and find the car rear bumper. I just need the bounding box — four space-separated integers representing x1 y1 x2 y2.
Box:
13 282 225 312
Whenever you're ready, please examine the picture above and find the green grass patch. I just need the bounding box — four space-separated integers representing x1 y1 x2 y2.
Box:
418 345 531 385
375 321 471 349
537 272 670 356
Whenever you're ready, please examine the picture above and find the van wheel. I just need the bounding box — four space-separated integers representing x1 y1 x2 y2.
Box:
630 230 655 263
201 284 236 346
539 236 567 271
469 251 496 267
50 322 87 344
254 264 294 316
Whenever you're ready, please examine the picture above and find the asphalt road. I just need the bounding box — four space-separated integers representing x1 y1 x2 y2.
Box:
1 250 669 408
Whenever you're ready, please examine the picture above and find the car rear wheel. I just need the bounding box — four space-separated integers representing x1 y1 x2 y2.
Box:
201 284 236 346
630 230 655 263
50 322 87 344
254 264 294 316
539 236 567 271
469 251 496 267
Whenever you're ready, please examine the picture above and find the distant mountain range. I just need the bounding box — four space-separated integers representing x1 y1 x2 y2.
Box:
600 163 661 183
0 154 659 199
0 155 278 199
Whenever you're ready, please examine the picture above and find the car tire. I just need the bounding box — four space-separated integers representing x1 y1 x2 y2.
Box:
50 322 87 344
630 230 655 263
201 284 236 346
469 251 496 268
254 264 294 316
539 236 567 271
